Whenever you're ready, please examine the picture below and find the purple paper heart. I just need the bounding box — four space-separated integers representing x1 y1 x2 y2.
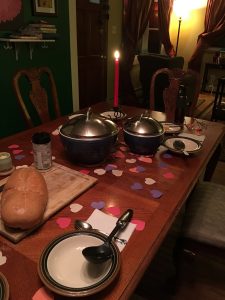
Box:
150 189 163 199
131 182 143 190
136 166 146 172
14 154 25 160
105 164 117 171
163 153 173 159
159 162 168 168
91 201 105 209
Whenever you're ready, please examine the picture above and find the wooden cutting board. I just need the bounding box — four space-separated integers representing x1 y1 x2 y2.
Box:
0 162 97 243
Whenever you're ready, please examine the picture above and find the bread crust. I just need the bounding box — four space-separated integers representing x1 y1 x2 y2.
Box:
1 167 48 229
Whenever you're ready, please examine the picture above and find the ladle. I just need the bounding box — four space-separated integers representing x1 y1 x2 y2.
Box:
173 139 189 156
82 209 133 264
74 220 127 245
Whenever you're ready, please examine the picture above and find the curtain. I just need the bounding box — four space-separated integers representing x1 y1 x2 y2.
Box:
188 0 225 71
119 0 152 106
158 0 175 57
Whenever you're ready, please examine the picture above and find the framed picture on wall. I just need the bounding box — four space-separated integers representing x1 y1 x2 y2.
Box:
32 0 57 16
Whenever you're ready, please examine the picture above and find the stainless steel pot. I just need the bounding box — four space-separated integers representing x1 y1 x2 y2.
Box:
59 108 119 165
123 113 164 155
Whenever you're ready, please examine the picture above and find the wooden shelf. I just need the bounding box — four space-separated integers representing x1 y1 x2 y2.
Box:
0 38 55 60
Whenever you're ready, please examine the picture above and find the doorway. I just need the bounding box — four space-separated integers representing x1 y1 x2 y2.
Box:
76 0 109 109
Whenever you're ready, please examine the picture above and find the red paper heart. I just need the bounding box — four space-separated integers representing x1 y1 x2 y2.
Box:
106 206 121 217
56 217 71 229
131 219 145 231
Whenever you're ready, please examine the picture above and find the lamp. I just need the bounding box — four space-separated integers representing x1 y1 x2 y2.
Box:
173 0 190 56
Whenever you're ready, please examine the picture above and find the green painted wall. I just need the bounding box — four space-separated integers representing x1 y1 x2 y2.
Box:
0 0 73 138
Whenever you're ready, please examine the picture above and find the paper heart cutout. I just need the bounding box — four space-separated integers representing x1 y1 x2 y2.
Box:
150 189 163 199
126 158 136 164
52 156 56 160
138 156 152 163
16 165 28 169
79 169 90 175
112 169 123 177
159 162 168 168
52 129 59 136
32 287 54 300
131 219 145 231
91 201 105 209
106 206 121 216
145 178 156 185
70 203 83 213
129 166 146 173
14 154 25 160
163 153 173 159
163 172 175 179
56 217 71 229
0 251 7 265
12 149 23 155
119 146 128 152
131 182 143 190
8 144 19 149
113 151 125 159
94 168 106 175
105 164 117 171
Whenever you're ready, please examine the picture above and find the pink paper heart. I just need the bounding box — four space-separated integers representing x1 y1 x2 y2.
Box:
129 167 138 173
112 169 123 177
79 169 90 175
131 219 145 231
51 129 59 136
113 151 125 158
0 251 7 265
12 149 23 155
119 146 128 152
32 287 54 300
138 156 152 163
94 168 106 175
70 203 83 213
106 206 121 217
163 172 175 179
91 201 105 209
8 144 19 149
56 217 71 229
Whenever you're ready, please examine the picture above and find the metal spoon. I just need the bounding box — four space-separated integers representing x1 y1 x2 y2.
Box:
74 220 128 245
82 209 133 264
173 139 189 156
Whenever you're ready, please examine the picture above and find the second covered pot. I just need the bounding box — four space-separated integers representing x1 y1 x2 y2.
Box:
123 113 164 155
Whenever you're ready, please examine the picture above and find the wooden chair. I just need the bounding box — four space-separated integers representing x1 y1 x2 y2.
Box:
173 181 225 287
149 68 201 121
13 66 61 128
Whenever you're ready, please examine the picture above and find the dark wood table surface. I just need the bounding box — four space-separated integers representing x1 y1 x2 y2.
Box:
0 102 225 300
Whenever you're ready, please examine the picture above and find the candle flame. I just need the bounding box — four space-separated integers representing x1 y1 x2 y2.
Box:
114 50 120 60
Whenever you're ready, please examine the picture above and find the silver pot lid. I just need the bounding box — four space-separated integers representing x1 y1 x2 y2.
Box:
60 108 118 138
124 113 164 136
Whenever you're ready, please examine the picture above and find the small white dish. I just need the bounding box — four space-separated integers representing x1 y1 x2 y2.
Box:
38 230 120 297
100 110 127 120
163 136 202 154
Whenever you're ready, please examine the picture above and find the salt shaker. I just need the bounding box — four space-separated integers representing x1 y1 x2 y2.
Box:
32 132 52 170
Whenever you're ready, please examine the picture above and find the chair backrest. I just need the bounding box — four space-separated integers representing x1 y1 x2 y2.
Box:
149 68 201 119
13 66 61 128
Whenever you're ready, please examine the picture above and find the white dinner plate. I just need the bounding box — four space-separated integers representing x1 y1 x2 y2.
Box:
0 272 9 300
163 136 202 154
100 110 127 120
38 230 120 297
160 122 183 134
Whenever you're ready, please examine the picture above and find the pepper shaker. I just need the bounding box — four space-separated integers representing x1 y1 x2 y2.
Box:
32 132 52 170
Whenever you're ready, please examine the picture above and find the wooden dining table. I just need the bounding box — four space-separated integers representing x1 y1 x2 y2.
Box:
0 102 225 300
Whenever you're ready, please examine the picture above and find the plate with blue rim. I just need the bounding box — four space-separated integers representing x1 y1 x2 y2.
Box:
38 230 120 297
163 136 202 154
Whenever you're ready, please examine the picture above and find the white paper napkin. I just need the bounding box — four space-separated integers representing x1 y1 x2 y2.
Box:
178 132 206 143
86 209 136 251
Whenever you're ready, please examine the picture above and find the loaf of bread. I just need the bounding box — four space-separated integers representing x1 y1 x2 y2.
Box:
1 167 48 230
